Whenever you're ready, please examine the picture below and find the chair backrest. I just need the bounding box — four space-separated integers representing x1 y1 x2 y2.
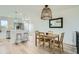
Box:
35 31 40 39
48 31 53 36
35 31 39 35
39 32 44 35
60 33 64 43
35 31 45 39
39 32 45 38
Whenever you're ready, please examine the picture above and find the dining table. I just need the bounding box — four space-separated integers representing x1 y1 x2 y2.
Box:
35 32 59 48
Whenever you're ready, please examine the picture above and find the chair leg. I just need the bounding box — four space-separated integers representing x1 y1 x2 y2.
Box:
53 44 55 54
39 39 41 46
59 45 63 54
58 44 62 53
59 46 62 53
49 40 51 48
49 41 50 48
52 38 55 53
43 39 45 48
62 44 64 52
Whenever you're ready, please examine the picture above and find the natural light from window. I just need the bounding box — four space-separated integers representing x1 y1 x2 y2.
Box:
1 20 8 29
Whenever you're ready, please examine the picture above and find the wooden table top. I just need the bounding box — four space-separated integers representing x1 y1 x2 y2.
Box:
44 34 59 40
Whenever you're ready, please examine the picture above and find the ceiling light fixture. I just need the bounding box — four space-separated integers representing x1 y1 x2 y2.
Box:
41 5 52 20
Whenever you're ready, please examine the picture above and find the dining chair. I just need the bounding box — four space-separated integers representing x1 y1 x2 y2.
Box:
44 31 53 48
35 31 45 47
52 33 64 53
59 33 64 52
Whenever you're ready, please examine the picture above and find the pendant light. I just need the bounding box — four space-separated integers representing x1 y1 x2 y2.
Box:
41 5 52 20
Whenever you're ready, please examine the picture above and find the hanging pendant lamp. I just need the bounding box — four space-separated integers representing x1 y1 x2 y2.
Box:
41 5 52 20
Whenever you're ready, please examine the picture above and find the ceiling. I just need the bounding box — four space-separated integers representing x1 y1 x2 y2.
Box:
0 5 78 17
0 5 78 11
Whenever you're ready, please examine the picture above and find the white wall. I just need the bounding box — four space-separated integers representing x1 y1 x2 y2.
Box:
31 6 79 46
54 7 79 45
0 5 79 45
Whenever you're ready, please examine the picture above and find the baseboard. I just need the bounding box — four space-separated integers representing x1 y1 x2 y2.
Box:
63 43 77 54
64 43 76 47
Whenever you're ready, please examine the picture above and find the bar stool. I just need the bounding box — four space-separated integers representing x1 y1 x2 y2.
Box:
15 33 22 45
21 33 28 43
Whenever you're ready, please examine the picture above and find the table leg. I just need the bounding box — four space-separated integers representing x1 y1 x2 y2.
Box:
49 40 51 48
53 38 55 53
35 37 37 46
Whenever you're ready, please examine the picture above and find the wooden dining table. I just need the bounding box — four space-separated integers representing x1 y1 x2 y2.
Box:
35 32 59 48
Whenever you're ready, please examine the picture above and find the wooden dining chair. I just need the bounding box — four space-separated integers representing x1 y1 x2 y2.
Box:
35 31 45 47
52 33 64 53
39 32 45 46
44 31 53 48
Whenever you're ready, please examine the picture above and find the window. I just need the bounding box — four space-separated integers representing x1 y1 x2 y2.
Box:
1 20 8 29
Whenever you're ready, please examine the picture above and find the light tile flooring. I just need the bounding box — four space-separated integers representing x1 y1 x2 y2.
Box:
0 36 77 54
